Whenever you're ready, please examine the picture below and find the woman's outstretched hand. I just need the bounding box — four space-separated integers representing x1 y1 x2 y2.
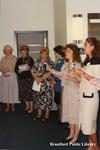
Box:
50 68 63 77
74 69 84 76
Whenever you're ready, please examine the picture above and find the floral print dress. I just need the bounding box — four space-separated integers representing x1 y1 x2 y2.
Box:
32 59 55 110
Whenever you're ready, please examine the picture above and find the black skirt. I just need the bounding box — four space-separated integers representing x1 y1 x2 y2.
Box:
18 78 34 101
54 92 61 105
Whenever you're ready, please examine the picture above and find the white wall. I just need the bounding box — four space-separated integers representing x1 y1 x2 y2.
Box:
66 0 100 46
1 0 100 57
54 0 67 46
0 0 55 59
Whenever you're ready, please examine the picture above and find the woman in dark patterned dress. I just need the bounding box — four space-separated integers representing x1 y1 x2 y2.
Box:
15 45 34 113
31 47 55 122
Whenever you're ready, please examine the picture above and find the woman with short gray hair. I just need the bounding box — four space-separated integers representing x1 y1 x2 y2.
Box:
0 45 19 112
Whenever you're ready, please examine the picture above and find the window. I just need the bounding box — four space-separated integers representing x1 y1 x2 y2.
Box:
15 31 48 60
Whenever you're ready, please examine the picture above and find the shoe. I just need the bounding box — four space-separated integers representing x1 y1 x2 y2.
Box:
24 108 29 112
34 116 41 120
27 110 33 113
12 108 15 112
5 108 10 112
41 117 48 122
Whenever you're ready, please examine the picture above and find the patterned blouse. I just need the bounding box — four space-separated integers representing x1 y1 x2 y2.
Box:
31 58 55 109
32 58 55 85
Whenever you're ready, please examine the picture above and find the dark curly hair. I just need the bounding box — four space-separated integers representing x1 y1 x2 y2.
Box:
64 43 82 63
83 37 100 66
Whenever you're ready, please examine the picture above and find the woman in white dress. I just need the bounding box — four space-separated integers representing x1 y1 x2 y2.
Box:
51 43 81 144
0 45 19 112
75 37 100 150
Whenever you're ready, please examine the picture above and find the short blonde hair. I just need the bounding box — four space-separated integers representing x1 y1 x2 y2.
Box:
39 47 49 59
3 45 13 54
